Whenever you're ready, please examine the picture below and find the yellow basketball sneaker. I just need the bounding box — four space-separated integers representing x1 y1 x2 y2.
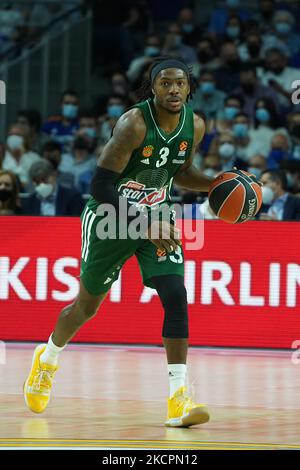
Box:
165 386 210 427
23 344 58 414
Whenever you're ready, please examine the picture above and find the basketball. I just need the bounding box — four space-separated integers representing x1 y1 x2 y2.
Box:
208 169 262 224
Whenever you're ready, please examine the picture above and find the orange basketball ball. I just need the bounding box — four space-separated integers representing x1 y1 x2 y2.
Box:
208 169 262 223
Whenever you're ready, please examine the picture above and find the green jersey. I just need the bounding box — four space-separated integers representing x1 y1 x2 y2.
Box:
87 98 195 213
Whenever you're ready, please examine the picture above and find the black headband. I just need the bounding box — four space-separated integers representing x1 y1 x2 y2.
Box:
150 59 190 84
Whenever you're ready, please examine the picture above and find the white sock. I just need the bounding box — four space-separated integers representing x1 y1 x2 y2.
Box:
40 333 65 366
168 364 187 397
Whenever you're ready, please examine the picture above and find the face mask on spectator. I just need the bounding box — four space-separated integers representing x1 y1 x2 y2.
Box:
224 106 239 120
200 82 215 95
35 183 54 199
0 189 12 202
144 46 160 57
107 104 125 119
233 123 249 138
255 108 271 123
226 26 240 38
261 185 274 205
219 143 236 159
248 167 262 179
81 127 97 139
62 104 78 120
6 135 24 151
275 22 291 35
182 24 194 34
203 168 219 178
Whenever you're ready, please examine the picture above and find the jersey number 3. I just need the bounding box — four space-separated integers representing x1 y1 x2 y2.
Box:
156 147 169 168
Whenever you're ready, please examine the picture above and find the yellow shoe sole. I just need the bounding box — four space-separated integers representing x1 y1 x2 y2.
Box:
165 405 210 427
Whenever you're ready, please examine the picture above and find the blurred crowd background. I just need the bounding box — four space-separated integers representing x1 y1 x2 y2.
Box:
0 0 300 220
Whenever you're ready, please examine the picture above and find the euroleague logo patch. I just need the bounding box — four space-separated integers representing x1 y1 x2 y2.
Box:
142 145 154 157
178 141 188 157
179 141 188 151
156 248 167 257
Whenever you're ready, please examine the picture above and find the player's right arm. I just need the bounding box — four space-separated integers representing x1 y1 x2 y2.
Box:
90 109 180 253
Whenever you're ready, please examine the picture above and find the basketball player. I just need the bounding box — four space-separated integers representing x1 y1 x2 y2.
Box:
24 57 214 427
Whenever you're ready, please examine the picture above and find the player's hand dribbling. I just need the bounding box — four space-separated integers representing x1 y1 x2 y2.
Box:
147 220 182 253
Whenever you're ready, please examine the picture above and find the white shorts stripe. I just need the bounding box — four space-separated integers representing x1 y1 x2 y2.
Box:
81 205 89 253
83 210 96 262
82 208 93 260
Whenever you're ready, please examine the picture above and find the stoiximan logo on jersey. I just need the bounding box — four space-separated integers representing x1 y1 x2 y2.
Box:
118 180 167 207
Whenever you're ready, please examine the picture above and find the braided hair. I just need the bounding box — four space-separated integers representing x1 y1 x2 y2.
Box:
136 55 197 102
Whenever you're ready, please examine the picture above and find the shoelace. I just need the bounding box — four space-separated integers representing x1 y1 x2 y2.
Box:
33 369 54 391
174 392 194 414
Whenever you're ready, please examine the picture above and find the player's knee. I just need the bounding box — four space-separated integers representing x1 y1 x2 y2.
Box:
151 276 188 339
162 285 189 338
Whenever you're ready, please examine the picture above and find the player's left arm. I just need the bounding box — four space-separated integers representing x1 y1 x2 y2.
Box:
173 114 213 192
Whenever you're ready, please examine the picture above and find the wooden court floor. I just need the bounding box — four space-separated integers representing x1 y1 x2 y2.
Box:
0 343 300 450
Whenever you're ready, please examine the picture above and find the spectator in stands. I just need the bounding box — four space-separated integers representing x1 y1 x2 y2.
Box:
232 112 255 162
189 70 226 120
233 62 280 118
287 112 300 160
0 4 24 55
267 133 292 169
208 0 250 37
2 123 41 190
99 94 127 143
0 170 22 215
224 14 244 45
192 36 221 78
259 169 300 220
249 97 289 157
216 95 244 132
247 154 267 179
59 135 97 194
42 89 79 152
215 42 242 93
17 109 42 153
24 160 84 216
127 33 161 85
162 22 197 64
202 154 223 178
280 160 300 197
208 131 247 172
253 0 277 34
238 31 264 66
257 48 299 108
41 141 74 189
267 10 300 62
77 109 98 152
110 72 131 99
177 7 202 48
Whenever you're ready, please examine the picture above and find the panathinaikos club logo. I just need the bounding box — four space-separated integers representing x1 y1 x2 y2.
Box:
142 145 154 157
